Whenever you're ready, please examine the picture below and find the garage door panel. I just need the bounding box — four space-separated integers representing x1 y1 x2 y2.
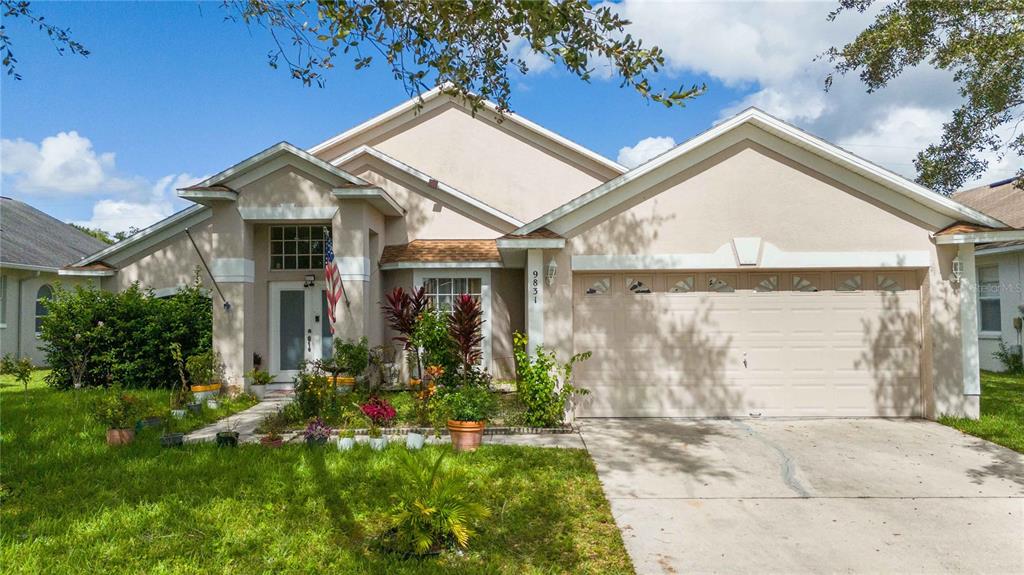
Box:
574 270 922 417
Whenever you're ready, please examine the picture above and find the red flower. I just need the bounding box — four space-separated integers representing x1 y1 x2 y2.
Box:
360 396 397 426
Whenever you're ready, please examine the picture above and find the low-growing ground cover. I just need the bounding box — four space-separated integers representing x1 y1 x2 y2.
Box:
0 373 633 575
940 370 1024 453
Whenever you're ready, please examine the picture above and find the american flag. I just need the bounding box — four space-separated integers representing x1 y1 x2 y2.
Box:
323 229 345 334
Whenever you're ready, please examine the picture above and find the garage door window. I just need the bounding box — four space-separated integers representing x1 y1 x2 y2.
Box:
585 277 610 296
792 274 820 292
707 274 735 293
877 274 904 292
752 274 778 292
626 276 652 294
836 273 862 292
978 266 1001 333
668 275 694 293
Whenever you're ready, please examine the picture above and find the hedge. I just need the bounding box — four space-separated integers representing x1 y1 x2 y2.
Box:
39 274 212 389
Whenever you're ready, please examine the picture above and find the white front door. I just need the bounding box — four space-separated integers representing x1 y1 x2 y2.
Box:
269 281 334 382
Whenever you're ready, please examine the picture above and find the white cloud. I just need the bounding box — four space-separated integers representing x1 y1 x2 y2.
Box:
2 131 202 234
598 1 1014 187
617 136 677 168
0 131 141 195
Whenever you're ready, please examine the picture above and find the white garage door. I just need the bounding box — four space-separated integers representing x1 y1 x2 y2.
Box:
573 270 923 417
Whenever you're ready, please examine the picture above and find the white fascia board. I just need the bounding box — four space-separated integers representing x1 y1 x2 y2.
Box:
494 238 566 249
335 145 524 230
58 268 116 277
517 107 1004 236
176 189 238 202
331 186 404 216
185 142 368 193
0 262 59 273
975 243 1024 256
379 261 502 271
308 85 625 175
238 206 339 221
934 230 1024 244
74 204 211 267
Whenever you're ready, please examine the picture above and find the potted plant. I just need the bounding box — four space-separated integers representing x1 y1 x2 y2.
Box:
260 409 286 448
160 418 184 448
216 420 240 447
304 417 332 446
406 429 426 450
359 396 396 451
186 349 225 401
246 367 274 399
92 389 142 446
440 384 497 452
337 428 356 451
325 337 370 392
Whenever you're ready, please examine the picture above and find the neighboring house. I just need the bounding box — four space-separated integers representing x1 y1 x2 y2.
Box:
953 178 1024 372
0 197 109 365
60 88 1024 420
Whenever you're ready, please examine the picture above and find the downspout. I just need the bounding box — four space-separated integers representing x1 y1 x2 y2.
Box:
184 227 231 311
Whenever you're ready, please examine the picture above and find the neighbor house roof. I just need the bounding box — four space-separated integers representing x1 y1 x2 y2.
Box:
515 107 1006 237
0 197 109 271
953 177 1023 228
379 240 502 269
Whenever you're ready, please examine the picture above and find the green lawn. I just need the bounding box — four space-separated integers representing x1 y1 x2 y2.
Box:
0 373 632 574
940 371 1024 453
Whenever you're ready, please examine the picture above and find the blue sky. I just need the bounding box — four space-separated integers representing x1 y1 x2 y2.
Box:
2 1 1015 234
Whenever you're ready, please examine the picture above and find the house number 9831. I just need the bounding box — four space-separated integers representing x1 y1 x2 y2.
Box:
532 270 540 303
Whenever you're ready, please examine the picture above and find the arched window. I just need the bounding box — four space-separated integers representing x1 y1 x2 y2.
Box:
35 284 53 334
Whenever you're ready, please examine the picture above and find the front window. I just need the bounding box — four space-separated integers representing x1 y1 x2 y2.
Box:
270 225 327 270
35 284 53 334
978 266 1001 332
423 277 482 310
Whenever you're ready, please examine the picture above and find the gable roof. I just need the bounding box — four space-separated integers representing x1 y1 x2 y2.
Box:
335 145 524 232
515 108 1006 236
953 177 1023 228
308 85 626 177
0 197 109 271
71 204 211 268
180 141 370 199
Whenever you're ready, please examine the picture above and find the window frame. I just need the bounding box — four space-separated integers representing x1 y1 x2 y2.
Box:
978 265 1002 335
35 283 53 336
269 224 329 271
413 269 492 369
0 275 6 329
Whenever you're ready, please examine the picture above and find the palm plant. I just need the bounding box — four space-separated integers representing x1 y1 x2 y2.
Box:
386 451 490 554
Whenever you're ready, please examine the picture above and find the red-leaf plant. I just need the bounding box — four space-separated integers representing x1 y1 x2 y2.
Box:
447 293 484 384
381 286 428 377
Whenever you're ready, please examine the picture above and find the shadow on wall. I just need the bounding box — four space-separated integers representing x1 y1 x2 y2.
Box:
858 290 925 417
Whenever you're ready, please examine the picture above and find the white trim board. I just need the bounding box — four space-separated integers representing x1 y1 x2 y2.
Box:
379 261 502 271
211 258 255 283
184 142 367 193
572 247 932 271
331 186 404 216
934 230 1024 245
334 145 524 232
516 108 1003 236
308 84 626 176
58 268 115 277
495 238 566 249
238 206 339 221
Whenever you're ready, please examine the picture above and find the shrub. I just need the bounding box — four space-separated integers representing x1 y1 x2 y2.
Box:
333 337 370 378
185 350 224 388
245 368 274 387
91 390 143 429
359 395 397 426
993 340 1024 375
435 383 498 423
294 362 334 419
381 286 428 377
0 355 34 396
447 294 484 385
383 451 490 554
512 332 591 427
413 309 460 386
40 270 212 389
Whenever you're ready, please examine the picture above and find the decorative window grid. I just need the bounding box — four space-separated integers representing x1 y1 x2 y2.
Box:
270 225 327 270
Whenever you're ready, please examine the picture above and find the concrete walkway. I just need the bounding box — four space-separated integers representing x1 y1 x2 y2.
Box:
579 418 1024 575
184 391 292 444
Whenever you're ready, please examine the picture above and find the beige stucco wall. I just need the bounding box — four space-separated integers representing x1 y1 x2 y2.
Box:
322 102 614 223
0 268 96 365
542 140 968 419
491 268 524 379
976 250 1024 372
104 220 213 292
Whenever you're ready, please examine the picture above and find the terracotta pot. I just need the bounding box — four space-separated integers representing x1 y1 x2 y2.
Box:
447 420 485 452
409 378 422 388
260 436 284 448
106 428 135 446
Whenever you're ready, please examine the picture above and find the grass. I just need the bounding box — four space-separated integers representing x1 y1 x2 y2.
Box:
0 373 633 574
939 370 1024 453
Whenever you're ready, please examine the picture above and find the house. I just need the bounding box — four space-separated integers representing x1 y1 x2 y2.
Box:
60 88 1024 419
953 178 1024 372
0 197 109 365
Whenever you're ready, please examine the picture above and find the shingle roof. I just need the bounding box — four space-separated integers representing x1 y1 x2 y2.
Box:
0 197 109 270
953 177 1024 228
379 240 501 265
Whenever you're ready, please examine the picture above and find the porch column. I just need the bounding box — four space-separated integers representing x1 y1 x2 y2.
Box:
526 249 544 355
958 243 981 418
208 204 256 393
331 202 369 342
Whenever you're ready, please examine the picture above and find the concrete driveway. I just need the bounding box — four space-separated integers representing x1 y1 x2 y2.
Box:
579 418 1024 574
